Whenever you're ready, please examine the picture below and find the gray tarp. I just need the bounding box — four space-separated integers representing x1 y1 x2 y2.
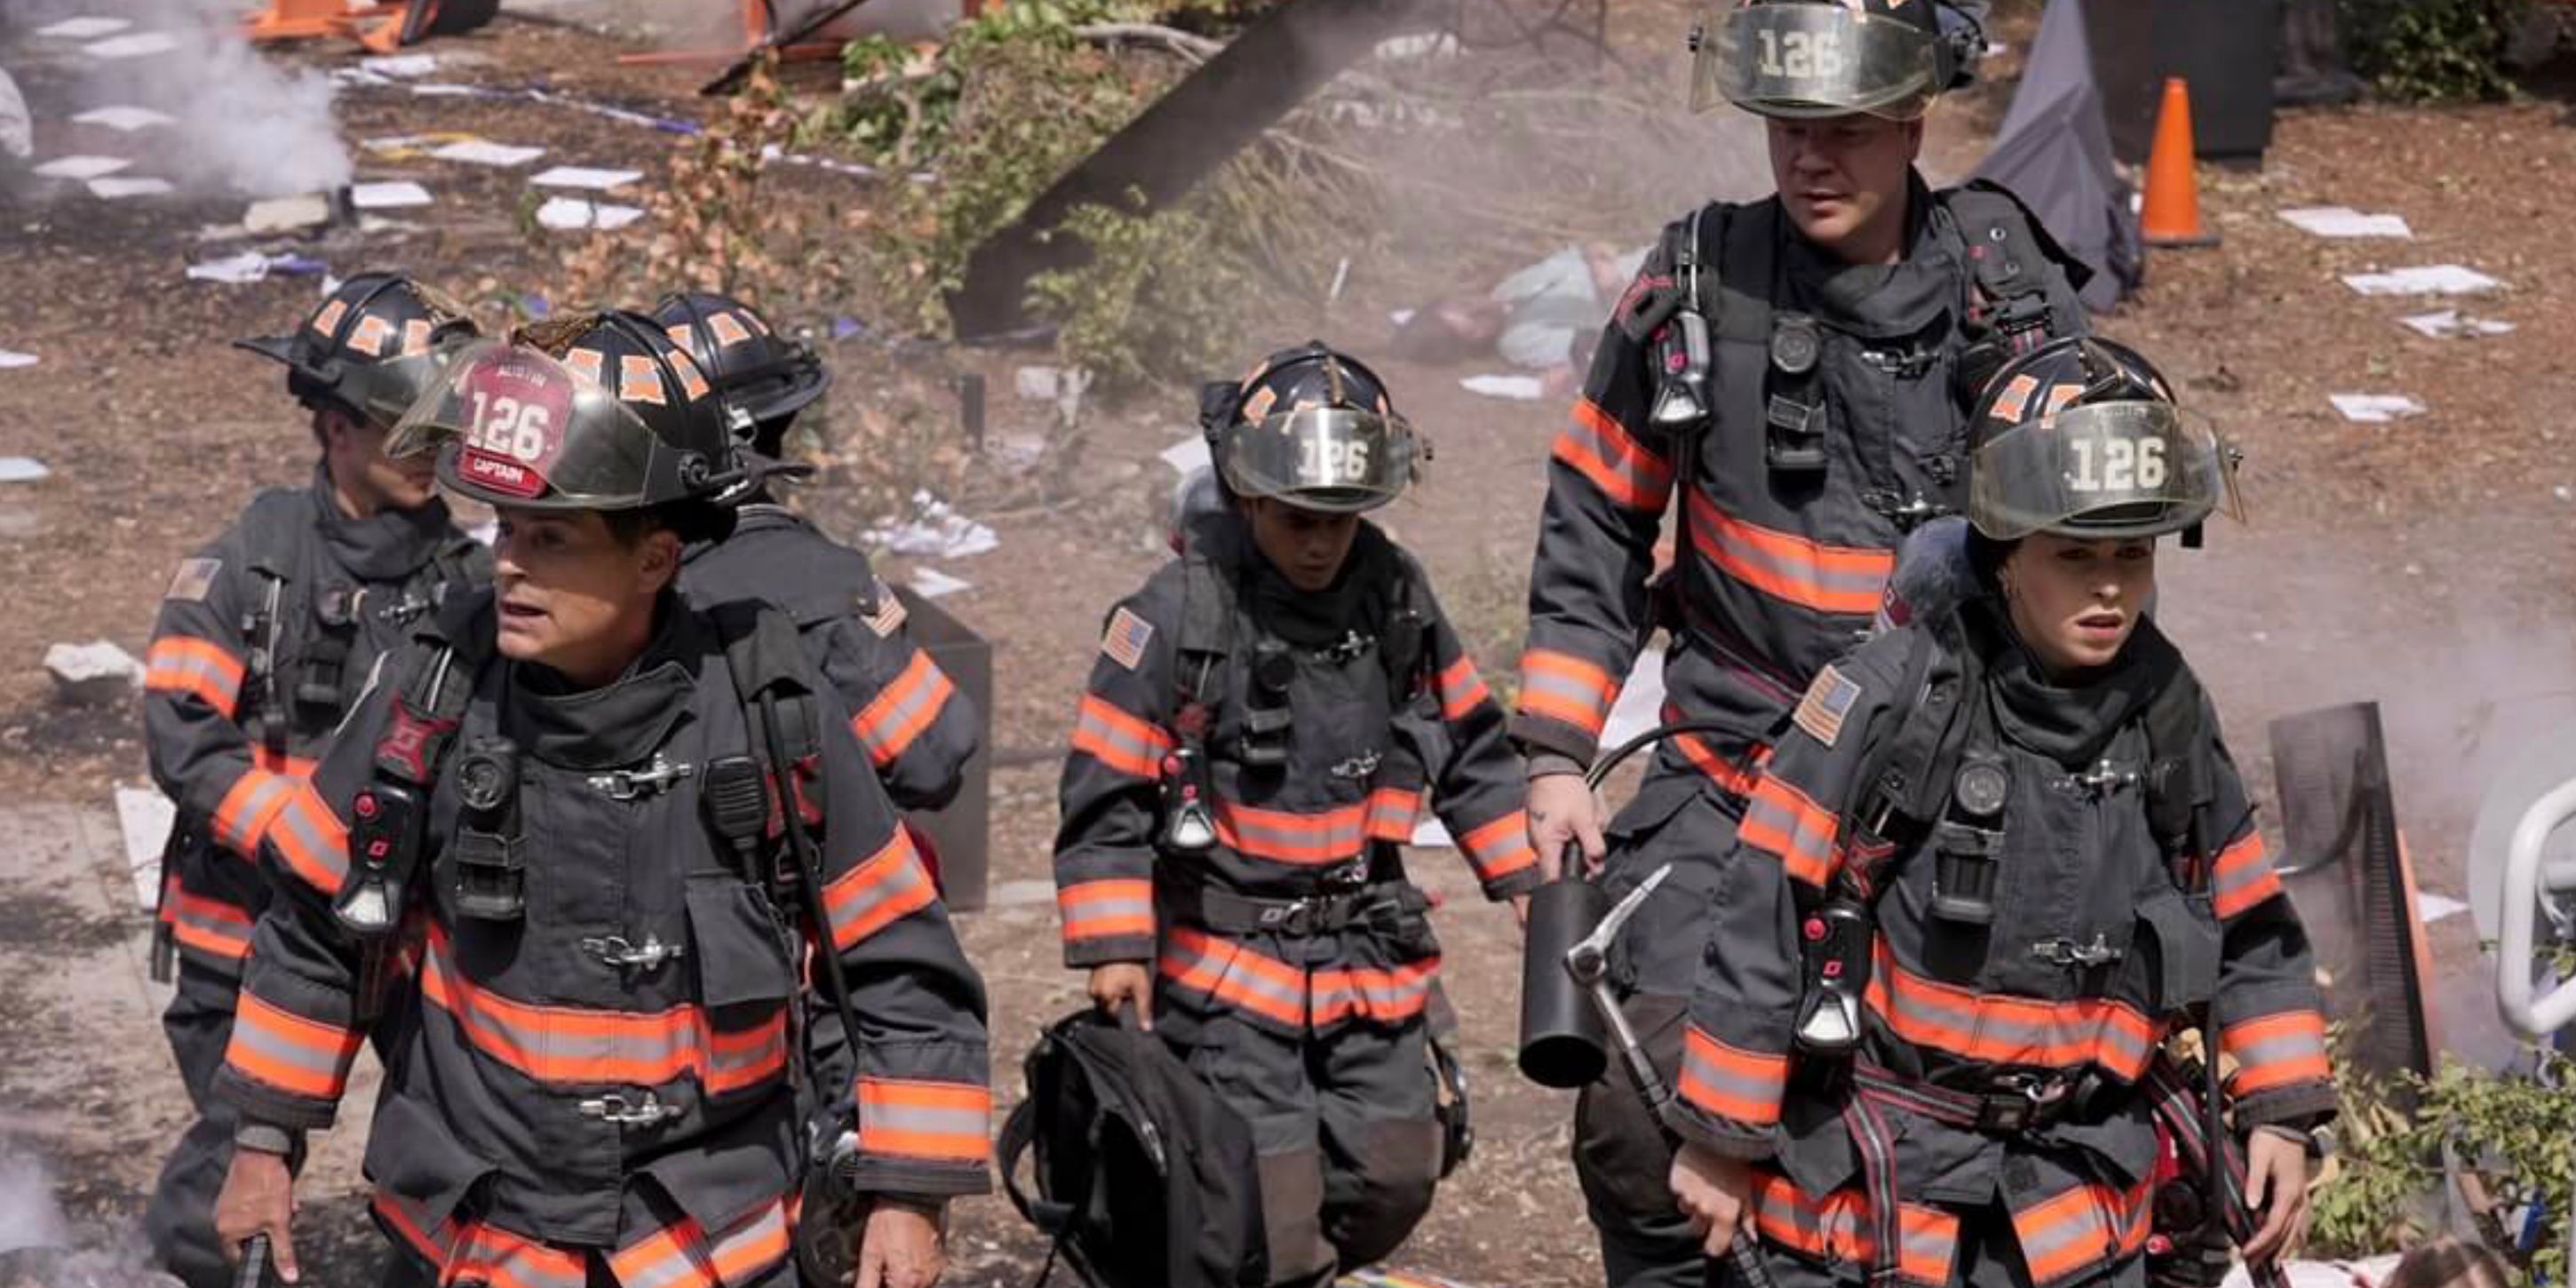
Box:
1971 0 2138 312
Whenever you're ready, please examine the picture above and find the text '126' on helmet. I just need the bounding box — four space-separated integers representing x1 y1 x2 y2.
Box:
648 290 830 448
235 271 482 427
388 311 743 529
1966 336 2241 543
1687 0 1977 120
1196 341 1425 515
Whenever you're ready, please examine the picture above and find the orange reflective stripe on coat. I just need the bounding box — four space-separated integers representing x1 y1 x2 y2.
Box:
1738 773 1839 887
2221 1008 2331 1096
1310 958 1440 1028
1456 810 1538 885
1554 397 1674 513
375 1186 589 1288
2010 1180 2154 1286
1678 1023 1789 1127
1159 926 1308 1029
1686 492 1894 616
145 636 247 718
608 1193 794 1288
823 827 938 950
266 781 349 895
852 649 957 769
166 886 255 962
420 930 787 1096
1865 947 2161 1078
1517 648 1618 738
211 767 299 857
855 1077 993 1165
1069 693 1173 779
1745 1171 1960 1287
1058 878 1155 944
1672 727 1766 799
2210 831 2283 921
227 991 363 1101
1212 787 1421 866
1435 655 1492 723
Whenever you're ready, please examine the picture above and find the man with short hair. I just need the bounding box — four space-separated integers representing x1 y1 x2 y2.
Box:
141 273 489 1288
210 312 989 1288
1513 4 2094 1284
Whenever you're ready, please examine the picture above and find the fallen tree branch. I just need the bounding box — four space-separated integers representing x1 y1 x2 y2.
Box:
1075 22 1224 62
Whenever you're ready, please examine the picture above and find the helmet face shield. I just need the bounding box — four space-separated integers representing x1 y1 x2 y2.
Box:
393 340 675 512
1216 407 1420 514
1968 402 2240 541
1692 3 1944 119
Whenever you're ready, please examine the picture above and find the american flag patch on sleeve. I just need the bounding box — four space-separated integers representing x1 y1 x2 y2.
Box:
861 581 908 637
1101 607 1155 671
1792 664 1863 750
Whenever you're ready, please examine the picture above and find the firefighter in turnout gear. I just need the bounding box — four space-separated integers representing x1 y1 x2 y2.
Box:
659 290 980 814
1664 338 2334 1288
1515 3 2092 1282
1053 343 1542 1287
208 312 990 1288
142 272 490 1288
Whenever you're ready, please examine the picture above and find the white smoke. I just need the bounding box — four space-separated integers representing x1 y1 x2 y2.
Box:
0 1152 68 1255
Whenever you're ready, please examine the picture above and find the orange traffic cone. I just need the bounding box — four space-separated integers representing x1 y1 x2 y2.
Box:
2142 77 2217 249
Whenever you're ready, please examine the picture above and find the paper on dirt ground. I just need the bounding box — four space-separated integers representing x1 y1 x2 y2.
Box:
909 568 973 600
72 105 175 132
33 155 131 180
2277 206 2412 239
351 181 435 211
531 165 643 192
37 16 131 39
0 352 37 371
2398 308 2515 339
83 31 181 60
536 197 645 231
431 138 546 168
1460 373 1546 402
0 456 49 480
2329 394 2426 424
362 53 439 78
2342 265 2502 296
115 784 175 912
89 176 171 199
866 492 999 560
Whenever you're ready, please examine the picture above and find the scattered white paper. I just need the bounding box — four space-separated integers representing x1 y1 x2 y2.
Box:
531 165 642 192
362 53 439 78
2342 265 2502 296
115 783 175 912
1600 654 1668 753
0 352 36 370
83 31 181 60
1159 435 1212 476
431 139 546 168
909 568 973 600
33 155 131 180
0 457 49 481
72 105 175 132
2329 394 2426 424
2398 308 2516 339
866 492 999 560
2418 892 2470 925
409 83 483 99
2277 206 2412 239
350 181 434 211
37 16 131 39
2217 1255 2404 1288
1388 308 1417 327
1410 817 1453 849
1460 373 1546 402
89 176 172 199
186 250 283 285
536 197 644 231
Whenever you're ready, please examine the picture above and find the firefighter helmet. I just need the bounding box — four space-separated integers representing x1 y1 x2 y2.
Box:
648 290 830 449
235 272 481 426
1966 337 2239 542
1688 0 1976 120
1197 341 1424 515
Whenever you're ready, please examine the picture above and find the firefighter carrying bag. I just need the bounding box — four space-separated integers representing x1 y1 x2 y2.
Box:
998 1007 1268 1288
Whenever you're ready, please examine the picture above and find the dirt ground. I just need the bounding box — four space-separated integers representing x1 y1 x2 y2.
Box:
0 2 2566 1285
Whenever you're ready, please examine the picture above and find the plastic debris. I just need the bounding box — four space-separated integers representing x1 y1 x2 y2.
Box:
1460 373 1547 402
187 251 324 285
535 197 644 231
530 165 642 192
0 456 47 479
866 492 999 560
909 568 973 600
70 105 174 132
2342 265 2502 296
36 16 131 39
243 194 334 234
88 176 172 200
430 139 546 168
44 640 143 706
83 31 181 60
0 354 36 371
2329 394 2426 424
32 155 131 181
2277 206 2412 239
361 53 439 78
349 181 434 211
2397 309 2515 339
